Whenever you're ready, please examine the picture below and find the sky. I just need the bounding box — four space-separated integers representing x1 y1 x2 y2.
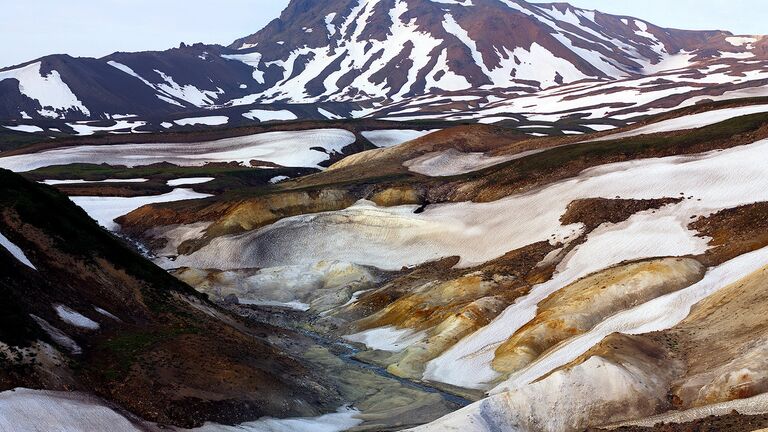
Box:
1 0 764 69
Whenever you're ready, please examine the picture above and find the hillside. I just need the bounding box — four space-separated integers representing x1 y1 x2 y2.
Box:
0 0 765 135
109 99 768 431
2 0 768 431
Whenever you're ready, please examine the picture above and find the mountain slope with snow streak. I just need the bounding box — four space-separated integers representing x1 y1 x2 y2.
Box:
230 0 729 102
1 0 764 128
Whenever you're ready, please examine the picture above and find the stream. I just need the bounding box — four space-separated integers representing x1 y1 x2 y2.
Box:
297 328 473 408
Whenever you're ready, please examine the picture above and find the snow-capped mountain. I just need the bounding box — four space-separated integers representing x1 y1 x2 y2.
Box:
230 0 729 101
0 0 765 123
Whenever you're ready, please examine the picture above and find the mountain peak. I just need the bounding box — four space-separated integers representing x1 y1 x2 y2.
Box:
226 0 731 102
0 0 759 122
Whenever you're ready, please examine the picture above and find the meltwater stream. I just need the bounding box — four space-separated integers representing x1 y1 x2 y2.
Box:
298 328 473 408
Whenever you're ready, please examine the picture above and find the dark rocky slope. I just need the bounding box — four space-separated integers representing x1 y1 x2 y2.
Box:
0 168 343 428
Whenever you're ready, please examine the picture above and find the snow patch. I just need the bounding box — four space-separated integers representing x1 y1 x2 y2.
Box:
0 232 36 270
344 326 427 352
242 109 297 122
29 316 81 354
590 104 768 142
43 178 148 185
174 116 229 126
67 120 147 136
361 129 437 148
191 406 362 432
0 129 355 172
0 388 143 432
0 62 90 118
54 305 100 330
70 188 212 231
269 175 290 184
167 177 215 187
404 149 517 176
3 125 43 133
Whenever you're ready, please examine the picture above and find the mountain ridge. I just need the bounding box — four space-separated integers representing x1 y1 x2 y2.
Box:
0 0 764 126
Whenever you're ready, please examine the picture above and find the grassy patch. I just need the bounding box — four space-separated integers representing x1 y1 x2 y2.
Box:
0 130 48 152
98 326 201 380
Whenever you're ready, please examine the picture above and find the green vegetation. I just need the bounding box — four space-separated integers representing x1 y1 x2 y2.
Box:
0 130 48 152
25 163 269 181
97 326 202 380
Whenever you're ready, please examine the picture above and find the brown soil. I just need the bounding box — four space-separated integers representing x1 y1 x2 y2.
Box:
0 172 342 428
561 198 683 231
689 202 768 266
590 411 768 432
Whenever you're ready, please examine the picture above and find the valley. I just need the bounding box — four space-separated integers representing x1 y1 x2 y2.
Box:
2 0 768 431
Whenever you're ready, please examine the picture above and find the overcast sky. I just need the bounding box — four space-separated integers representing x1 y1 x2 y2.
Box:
1 0 764 69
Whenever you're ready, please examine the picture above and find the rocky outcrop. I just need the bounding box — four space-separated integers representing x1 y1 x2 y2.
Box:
492 258 705 377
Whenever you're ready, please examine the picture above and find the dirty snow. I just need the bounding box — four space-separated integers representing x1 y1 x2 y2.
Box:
240 300 311 311
612 392 768 427
492 245 768 394
425 139 768 389
172 138 768 363
29 316 81 355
